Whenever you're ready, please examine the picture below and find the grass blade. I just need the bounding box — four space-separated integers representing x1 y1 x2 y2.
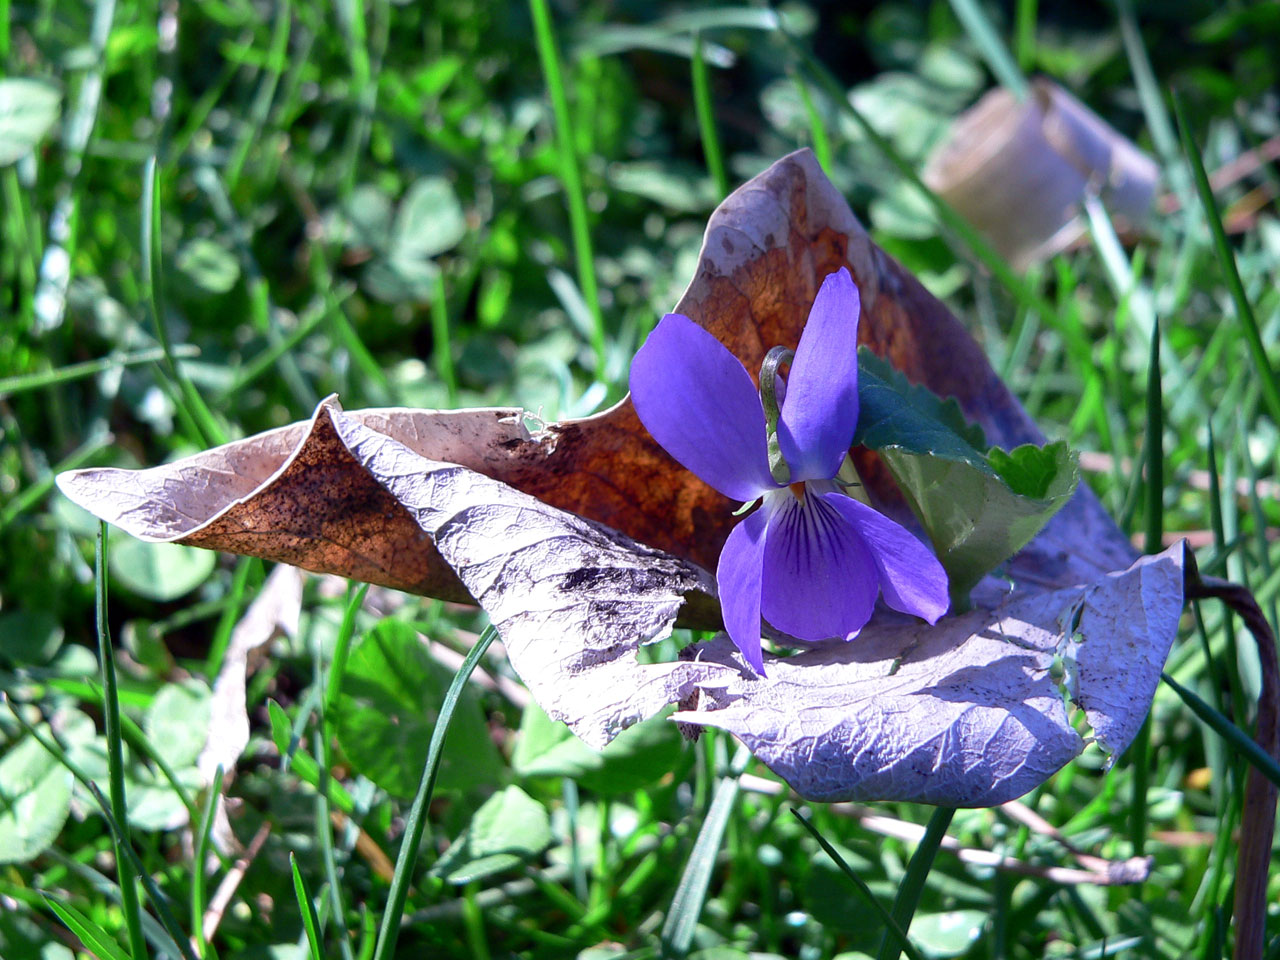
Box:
876 806 956 960
191 765 224 959
324 581 367 716
792 69 832 174
371 624 499 960
4 700 192 960
224 0 290 190
945 0 1029 98
0 430 111 530
87 782 201 960
141 157 226 447
41 851 184 958
314 610 354 960
430 270 459 405
1172 93 1280 429
691 32 729 199
528 0 606 373
1014 0 1037 71
95 523 148 960
792 808 927 960
1144 310 1164 554
0 345 199 397
1162 671 1280 789
1127 305 1163 856
292 852 325 960
267 699 357 814
43 894 133 960
661 774 739 956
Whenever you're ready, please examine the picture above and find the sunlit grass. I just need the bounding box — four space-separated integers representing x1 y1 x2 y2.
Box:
2 1 1278 958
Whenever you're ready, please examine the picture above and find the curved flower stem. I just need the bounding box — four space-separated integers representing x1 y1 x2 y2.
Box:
759 346 794 484
875 806 956 960
1182 568 1278 960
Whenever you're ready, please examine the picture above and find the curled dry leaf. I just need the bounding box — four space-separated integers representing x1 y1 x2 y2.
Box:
58 150 1184 805
199 564 303 784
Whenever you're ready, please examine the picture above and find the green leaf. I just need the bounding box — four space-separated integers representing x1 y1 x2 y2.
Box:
512 702 690 795
107 537 217 602
430 785 551 884
332 620 502 798
393 177 466 261
0 710 93 864
0 609 65 666
854 350 987 460
855 350 1078 601
175 238 241 294
881 441 1077 602
0 79 61 166
144 679 212 769
987 444 1061 500
908 910 986 958
362 256 439 304
341 184 394 251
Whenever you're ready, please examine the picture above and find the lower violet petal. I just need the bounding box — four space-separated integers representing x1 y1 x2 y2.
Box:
759 486 879 642
716 507 770 675
823 493 950 623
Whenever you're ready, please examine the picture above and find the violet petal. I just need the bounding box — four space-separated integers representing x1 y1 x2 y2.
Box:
716 507 770 675
759 488 879 642
824 492 950 623
776 268 861 482
630 314 776 501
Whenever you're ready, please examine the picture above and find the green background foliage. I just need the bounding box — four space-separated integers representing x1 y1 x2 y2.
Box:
2 0 1279 958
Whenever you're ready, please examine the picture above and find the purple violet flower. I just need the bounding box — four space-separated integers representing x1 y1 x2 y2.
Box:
629 267 949 674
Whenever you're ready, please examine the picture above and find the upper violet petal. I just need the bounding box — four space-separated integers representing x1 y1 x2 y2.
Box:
759 486 879 642
777 268 861 482
630 314 776 501
824 493 950 623
716 507 770 675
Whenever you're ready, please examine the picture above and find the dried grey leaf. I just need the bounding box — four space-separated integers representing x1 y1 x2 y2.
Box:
324 398 1184 805
198 564 303 785
672 543 1184 805
323 401 724 748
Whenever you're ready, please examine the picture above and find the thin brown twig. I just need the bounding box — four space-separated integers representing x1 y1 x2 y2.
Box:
330 810 396 883
738 774 1150 886
198 820 272 950
1130 528 1279 550
1185 566 1279 960
996 799 1146 877
1079 450 1278 504
1159 133 1280 215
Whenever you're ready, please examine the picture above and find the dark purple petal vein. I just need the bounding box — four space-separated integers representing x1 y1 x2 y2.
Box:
759 489 879 642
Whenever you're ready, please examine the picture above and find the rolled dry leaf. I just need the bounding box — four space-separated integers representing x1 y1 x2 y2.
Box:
923 78 1158 268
